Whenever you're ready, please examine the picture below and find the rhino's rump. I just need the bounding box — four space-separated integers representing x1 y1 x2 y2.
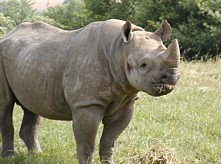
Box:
1 23 75 119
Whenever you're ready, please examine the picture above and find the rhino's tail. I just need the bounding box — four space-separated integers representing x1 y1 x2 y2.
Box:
0 42 20 107
0 42 5 76
0 42 3 70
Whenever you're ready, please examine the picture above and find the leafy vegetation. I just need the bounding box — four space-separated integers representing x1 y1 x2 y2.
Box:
0 0 220 59
136 0 221 60
0 61 221 163
0 0 35 25
0 13 14 37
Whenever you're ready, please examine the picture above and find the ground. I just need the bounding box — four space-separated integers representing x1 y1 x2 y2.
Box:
0 60 221 163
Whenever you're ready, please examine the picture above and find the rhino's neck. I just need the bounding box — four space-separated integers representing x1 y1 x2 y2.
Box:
100 25 136 95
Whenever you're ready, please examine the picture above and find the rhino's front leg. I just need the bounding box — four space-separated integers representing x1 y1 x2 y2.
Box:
100 101 134 164
72 105 104 164
19 107 42 153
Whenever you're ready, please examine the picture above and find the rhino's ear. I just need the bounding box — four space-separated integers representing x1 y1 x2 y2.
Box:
121 21 133 43
155 20 171 42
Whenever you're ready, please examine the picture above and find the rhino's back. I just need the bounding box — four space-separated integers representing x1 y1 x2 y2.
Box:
0 21 115 119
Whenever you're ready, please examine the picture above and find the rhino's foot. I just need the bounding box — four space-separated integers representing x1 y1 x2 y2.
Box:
2 150 16 158
19 107 42 155
28 148 43 155
101 158 114 164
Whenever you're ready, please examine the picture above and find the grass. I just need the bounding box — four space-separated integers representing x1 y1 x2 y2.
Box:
1 60 221 163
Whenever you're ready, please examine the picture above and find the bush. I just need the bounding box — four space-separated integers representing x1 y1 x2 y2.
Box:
135 0 221 60
1 0 220 60
0 13 14 39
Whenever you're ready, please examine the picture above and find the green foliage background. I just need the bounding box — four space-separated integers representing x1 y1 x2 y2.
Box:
0 0 221 60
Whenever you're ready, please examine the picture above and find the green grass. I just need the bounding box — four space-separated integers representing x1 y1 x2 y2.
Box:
1 61 221 163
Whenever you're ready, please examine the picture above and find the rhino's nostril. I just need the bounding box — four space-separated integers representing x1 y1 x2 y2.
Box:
161 75 167 79
127 63 132 73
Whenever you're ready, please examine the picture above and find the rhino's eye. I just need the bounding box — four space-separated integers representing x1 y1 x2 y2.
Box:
140 63 147 69
139 62 152 73
146 36 150 40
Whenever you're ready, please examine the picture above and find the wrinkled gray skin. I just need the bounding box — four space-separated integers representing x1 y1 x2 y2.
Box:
0 19 180 163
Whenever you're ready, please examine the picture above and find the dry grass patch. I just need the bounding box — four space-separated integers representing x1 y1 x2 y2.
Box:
129 144 180 164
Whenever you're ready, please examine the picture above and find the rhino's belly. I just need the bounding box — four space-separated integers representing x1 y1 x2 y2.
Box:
21 102 72 120
11 77 72 120
13 86 72 120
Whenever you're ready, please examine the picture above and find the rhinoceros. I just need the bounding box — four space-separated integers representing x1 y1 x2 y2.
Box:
0 19 180 163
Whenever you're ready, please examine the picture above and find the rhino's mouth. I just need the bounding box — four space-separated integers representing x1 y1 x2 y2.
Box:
152 83 175 96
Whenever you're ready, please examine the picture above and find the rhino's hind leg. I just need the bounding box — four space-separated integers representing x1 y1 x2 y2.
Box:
0 101 15 158
99 101 135 164
19 107 42 153
0 54 16 157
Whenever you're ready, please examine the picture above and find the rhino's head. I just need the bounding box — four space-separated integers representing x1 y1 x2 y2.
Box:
122 20 180 96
